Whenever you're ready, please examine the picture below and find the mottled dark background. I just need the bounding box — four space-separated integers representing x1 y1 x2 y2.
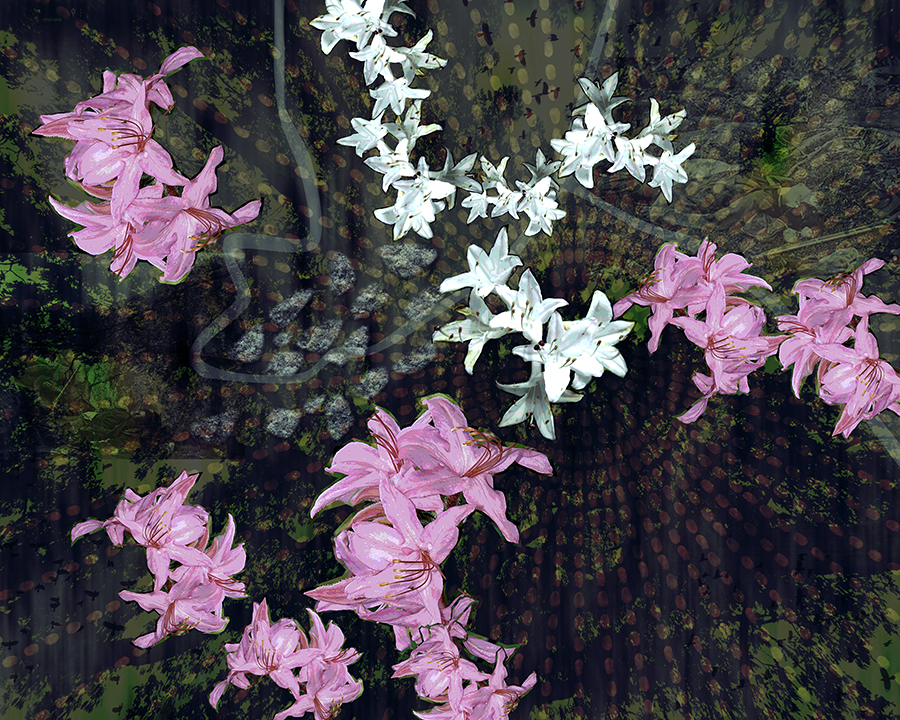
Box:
3 0 900 718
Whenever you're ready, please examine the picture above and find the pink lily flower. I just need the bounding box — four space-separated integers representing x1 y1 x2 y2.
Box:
401 396 553 543
311 408 444 517
384 593 515 666
169 513 246 598
392 625 490 711
112 471 212 591
670 284 783 421
139 145 262 283
65 83 186 219
612 243 704 353
273 662 364 720
120 575 227 648
793 258 900 328
71 472 211 591
301 609 362 686
210 598 317 709
689 239 771 312
415 657 536 720
776 304 854 398
75 46 204 115
307 480 473 623
815 317 900 437
48 185 172 279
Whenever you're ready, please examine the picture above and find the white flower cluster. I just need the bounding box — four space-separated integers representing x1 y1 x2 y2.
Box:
434 228 634 440
551 73 696 202
311 0 568 241
461 149 567 237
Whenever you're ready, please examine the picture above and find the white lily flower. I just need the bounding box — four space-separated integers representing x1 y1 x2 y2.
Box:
479 155 510 190
607 133 654 183
647 143 696 202
637 98 687 153
429 151 481 209
370 77 430 117
522 148 562 191
384 100 442 151
551 105 627 188
515 177 566 237
349 33 400 85
497 362 581 441
460 190 494 224
492 269 568 342
310 0 397 54
511 312 586 402
573 72 630 123
439 226 522 297
377 158 454 239
392 30 447 81
364 139 415 191
337 112 388 157
490 186 524 220
432 292 508 373
564 291 634 388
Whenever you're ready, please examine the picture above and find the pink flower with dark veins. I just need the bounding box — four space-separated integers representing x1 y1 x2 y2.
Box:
75 46 205 115
139 144 262 283
80 470 213 591
776 303 854 398
793 258 900 329
64 83 186 219
613 243 704 353
690 239 771 309
120 574 227 648
401 396 553 543
307 479 473 623
311 408 441 517
273 662 364 720
815 317 900 438
414 655 537 720
169 513 246 599
392 625 490 711
48 184 172 279
209 598 317 709
670 284 784 422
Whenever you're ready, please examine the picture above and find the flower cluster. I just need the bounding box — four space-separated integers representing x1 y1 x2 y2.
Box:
312 2 571 242
307 397 547 718
211 600 363 720
614 239 782 422
434 228 633 440
71 471 246 648
33 46 262 282
312 0 465 242
777 258 900 437
551 73 696 202
615 242 900 438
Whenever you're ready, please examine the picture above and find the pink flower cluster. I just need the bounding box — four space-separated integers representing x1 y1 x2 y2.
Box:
210 600 363 720
71 470 246 648
616 241 900 437
777 258 900 437
33 46 261 282
614 239 783 422
307 396 549 719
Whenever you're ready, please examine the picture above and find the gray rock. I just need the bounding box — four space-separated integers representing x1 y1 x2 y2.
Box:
232 326 265 363
266 408 303 439
378 243 438 278
329 252 356 295
296 319 343 353
325 395 354 439
269 288 313 326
